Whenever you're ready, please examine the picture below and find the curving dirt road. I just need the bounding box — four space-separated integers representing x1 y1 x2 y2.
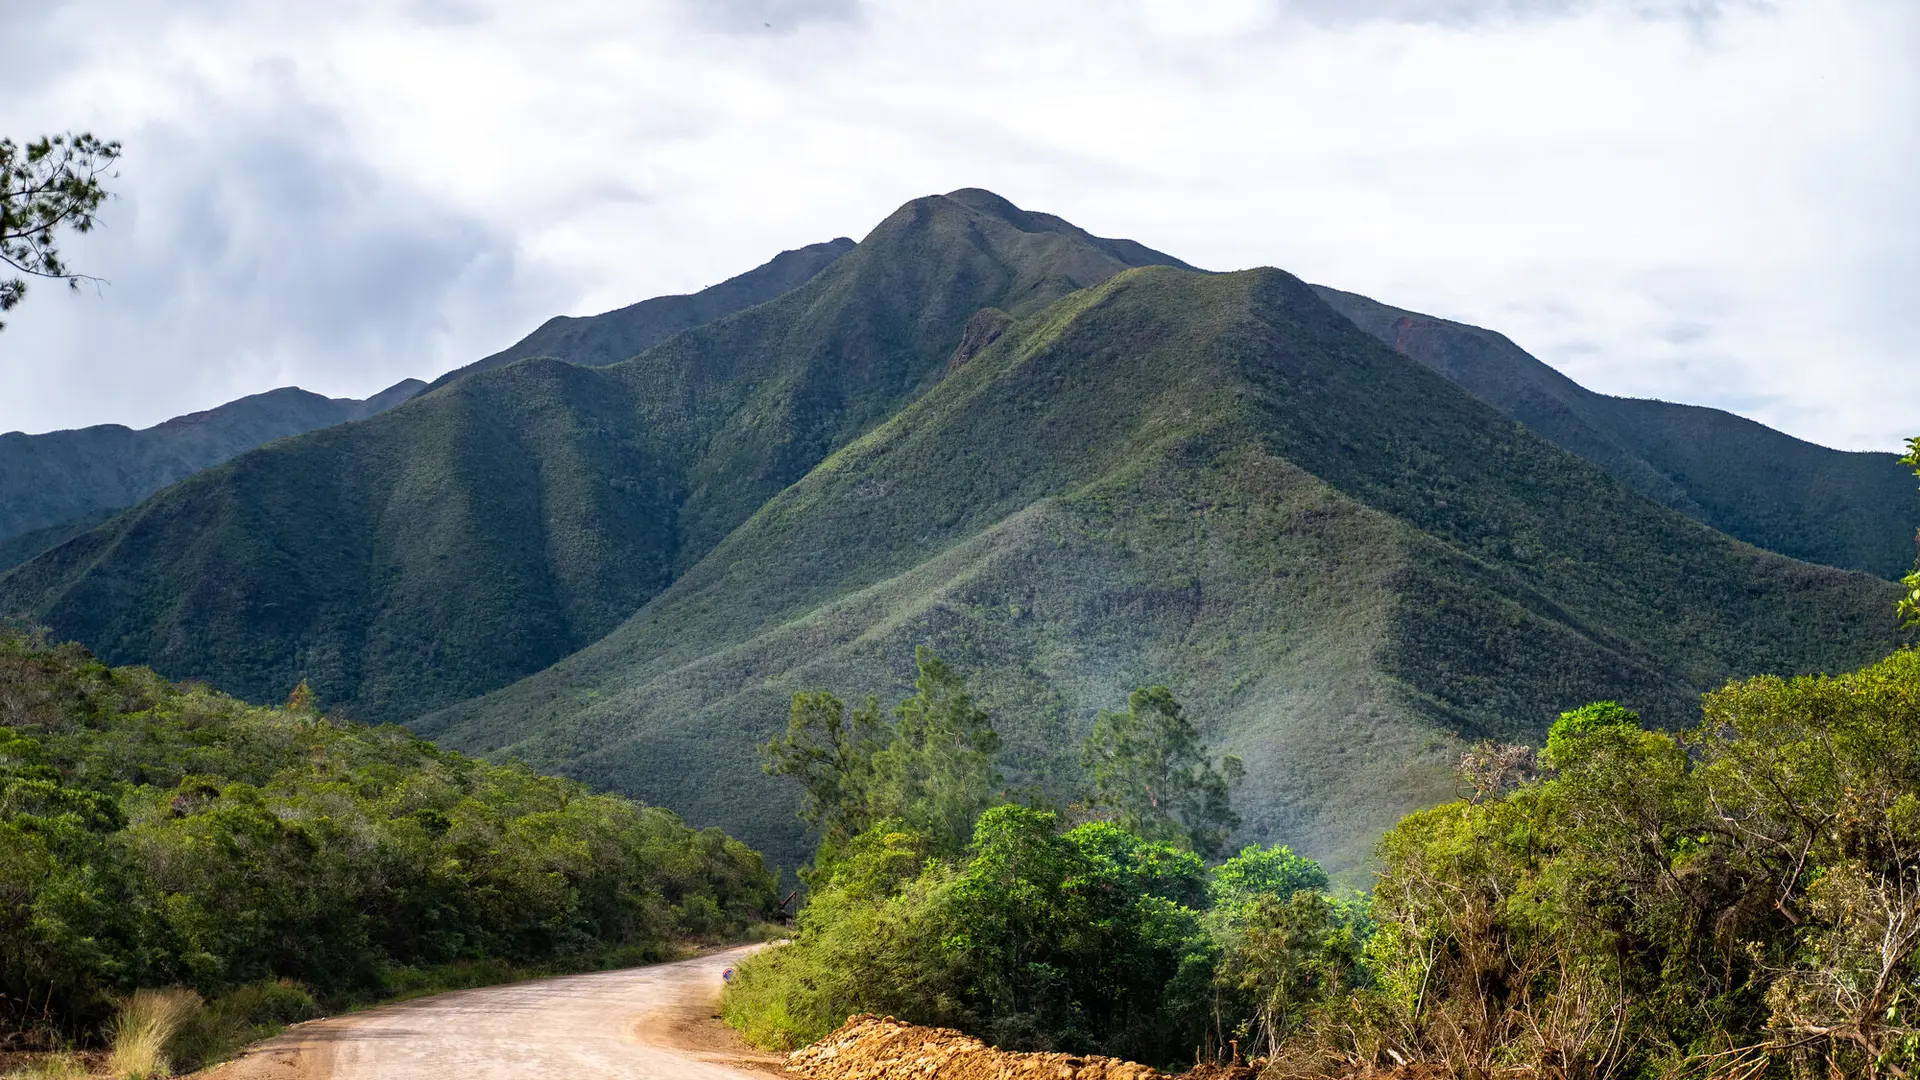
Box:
203 946 782 1080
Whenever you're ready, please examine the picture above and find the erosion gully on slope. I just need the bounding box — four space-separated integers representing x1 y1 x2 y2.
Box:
197 945 781 1080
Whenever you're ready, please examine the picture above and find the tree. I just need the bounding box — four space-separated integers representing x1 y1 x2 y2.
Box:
1 132 120 331
765 647 1001 870
1902 437 1919 628
868 647 1001 856
1080 686 1244 860
763 689 886 863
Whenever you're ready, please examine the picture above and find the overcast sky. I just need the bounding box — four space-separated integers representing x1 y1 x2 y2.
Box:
2 0 1914 451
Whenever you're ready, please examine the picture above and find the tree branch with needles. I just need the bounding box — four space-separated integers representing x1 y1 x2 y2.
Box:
0 132 120 331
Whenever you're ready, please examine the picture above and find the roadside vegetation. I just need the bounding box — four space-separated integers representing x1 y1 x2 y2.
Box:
724 648 1356 1066
0 625 778 1073
732 646 1920 1077
728 444 1920 1078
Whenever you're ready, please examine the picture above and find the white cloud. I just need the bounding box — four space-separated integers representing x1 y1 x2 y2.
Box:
1 0 1913 450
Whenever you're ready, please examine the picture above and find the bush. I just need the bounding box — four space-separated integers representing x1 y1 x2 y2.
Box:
167 980 319 1072
724 809 1355 1068
1329 651 1920 1079
0 629 779 1045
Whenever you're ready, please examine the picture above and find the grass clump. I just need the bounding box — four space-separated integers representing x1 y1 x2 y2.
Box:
105 990 198 1080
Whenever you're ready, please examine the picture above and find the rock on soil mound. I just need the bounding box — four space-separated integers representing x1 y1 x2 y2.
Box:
785 1015 1258 1080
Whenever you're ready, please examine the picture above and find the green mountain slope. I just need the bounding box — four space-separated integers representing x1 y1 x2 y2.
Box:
424 237 858 389
0 191 1187 723
1313 286 1920 579
0 236 857 573
420 266 1905 874
0 380 424 562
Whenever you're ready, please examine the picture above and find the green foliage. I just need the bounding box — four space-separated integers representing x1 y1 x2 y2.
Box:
736 667 1356 1067
1081 686 1244 859
762 690 886 863
868 649 1002 857
0 628 776 1046
1538 699 1642 769
0 133 118 331
1209 844 1329 908
1207 888 1368 1062
1337 647 1920 1079
727 806 1319 1066
1901 436 1919 628
719 821 953 1051
765 648 1000 874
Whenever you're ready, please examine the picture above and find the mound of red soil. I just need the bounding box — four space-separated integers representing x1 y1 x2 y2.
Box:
785 1015 1259 1080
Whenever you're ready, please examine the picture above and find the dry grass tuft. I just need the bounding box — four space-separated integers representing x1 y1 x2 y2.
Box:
106 989 201 1079
0 1052 93 1079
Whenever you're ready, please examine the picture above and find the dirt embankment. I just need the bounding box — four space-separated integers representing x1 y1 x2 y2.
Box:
785 1015 1258 1080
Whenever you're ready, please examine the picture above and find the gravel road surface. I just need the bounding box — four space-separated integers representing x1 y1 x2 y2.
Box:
203 945 780 1080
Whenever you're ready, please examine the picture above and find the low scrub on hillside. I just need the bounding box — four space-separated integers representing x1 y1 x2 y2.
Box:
0 626 778 1057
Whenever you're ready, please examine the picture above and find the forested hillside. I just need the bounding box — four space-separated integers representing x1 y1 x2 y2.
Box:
0 191 1186 724
422 263 1904 874
0 625 775 1052
1314 285 1920 579
0 380 423 566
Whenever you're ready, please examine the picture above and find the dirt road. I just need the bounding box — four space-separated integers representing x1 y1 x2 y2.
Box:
205 946 782 1080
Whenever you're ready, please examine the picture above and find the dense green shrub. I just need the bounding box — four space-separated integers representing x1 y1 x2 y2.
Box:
0 628 777 1043
736 626 1920 1078
1330 649 1920 1079
723 807 1355 1065
732 659 1359 1067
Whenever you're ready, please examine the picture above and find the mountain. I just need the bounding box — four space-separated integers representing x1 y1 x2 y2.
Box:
0 234 860 575
422 237 858 389
1312 287 1920 580
0 190 1189 724
0 379 426 567
1 190 1905 876
416 261 1905 875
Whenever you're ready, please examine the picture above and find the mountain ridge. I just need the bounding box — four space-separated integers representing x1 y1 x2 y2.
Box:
424 237 859 390
0 191 1907 875
0 379 425 565
417 261 1904 873
0 190 1190 723
1312 285 1920 579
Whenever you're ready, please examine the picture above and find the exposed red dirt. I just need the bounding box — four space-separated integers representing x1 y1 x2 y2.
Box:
784 1015 1260 1080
